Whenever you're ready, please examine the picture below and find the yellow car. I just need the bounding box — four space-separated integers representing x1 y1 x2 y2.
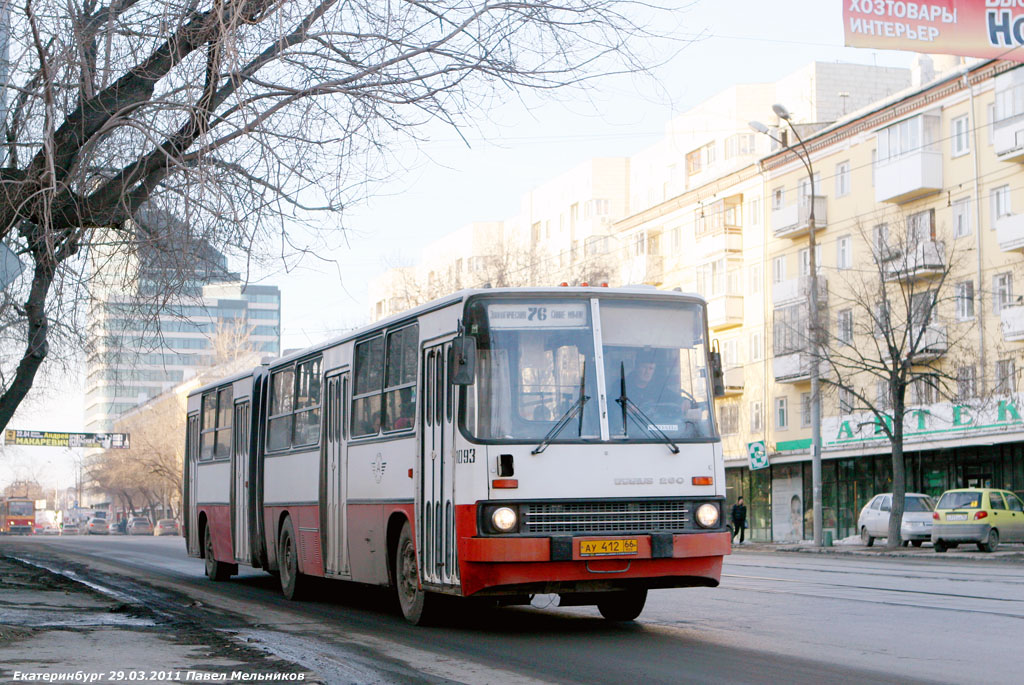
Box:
931 488 1024 553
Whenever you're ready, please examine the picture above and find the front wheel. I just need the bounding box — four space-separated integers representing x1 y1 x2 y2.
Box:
394 520 437 624
204 525 235 581
933 539 947 553
911 540 923 548
597 589 647 621
978 529 999 553
860 527 874 547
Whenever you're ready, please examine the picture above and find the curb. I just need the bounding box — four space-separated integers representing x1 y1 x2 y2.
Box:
729 542 1024 563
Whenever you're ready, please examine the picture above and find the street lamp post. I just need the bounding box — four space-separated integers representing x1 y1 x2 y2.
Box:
751 106 824 547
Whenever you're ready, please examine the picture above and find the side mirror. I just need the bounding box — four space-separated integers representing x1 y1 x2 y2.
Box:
449 335 477 385
709 343 725 398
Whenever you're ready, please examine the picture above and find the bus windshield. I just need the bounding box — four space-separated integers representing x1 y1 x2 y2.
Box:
8 500 34 516
462 296 715 443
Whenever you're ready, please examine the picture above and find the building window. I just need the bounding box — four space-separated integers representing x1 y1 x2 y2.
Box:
750 331 762 361
749 197 761 225
957 365 977 400
871 148 877 186
836 235 852 270
723 338 740 368
996 359 1017 395
798 245 821 277
775 397 788 430
772 187 785 210
835 161 851 197
774 304 807 356
873 223 890 259
911 376 937 405
951 115 970 157
955 281 975 320
750 263 762 295
988 102 996 145
839 388 854 414
837 309 853 344
686 148 703 175
876 380 890 410
906 208 935 244
725 133 755 159
750 401 763 434
952 197 971 238
772 256 786 284
994 272 1014 313
992 185 1012 221
720 405 739 435
800 392 811 428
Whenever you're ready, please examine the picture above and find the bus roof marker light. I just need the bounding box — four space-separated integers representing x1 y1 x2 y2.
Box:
559 282 568 287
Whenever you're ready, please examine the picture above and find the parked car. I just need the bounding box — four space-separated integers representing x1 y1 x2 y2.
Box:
858 493 936 547
61 522 80 536
85 517 109 535
127 517 153 536
107 518 125 534
154 519 180 536
932 488 1024 553
40 524 60 535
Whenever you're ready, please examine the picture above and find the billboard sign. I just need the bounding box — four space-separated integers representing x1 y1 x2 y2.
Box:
844 1 1024 62
4 430 130 449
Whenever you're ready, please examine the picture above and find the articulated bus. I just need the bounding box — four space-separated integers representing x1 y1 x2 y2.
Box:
0 497 36 534
185 287 730 623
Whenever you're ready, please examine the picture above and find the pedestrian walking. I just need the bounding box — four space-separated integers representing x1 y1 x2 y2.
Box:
730 496 747 544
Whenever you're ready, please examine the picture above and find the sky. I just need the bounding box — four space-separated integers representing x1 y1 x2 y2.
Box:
1 1 919 493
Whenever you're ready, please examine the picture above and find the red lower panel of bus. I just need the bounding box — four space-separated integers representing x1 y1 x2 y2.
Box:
199 505 233 561
454 505 730 597
262 505 323 576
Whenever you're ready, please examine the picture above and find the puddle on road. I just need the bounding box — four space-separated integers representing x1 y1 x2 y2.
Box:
1 608 155 628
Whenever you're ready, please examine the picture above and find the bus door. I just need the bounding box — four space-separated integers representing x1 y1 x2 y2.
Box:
321 371 350 577
231 400 252 564
186 412 200 555
420 342 457 587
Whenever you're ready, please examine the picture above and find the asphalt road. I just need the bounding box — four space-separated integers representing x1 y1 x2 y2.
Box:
5 535 1019 684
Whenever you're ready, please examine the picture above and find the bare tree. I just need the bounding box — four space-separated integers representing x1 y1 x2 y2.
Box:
804 211 975 548
0 0 675 428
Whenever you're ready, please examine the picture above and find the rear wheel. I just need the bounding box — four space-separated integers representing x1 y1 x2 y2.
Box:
978 529 999 553
204 525 235 581
911 540 923 548
933 539 947 553
394 520 437 624
860 527 874 547
278 517 308 600
597 589 647 621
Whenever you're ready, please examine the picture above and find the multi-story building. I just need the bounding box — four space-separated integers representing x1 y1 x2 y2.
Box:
85 210 281 431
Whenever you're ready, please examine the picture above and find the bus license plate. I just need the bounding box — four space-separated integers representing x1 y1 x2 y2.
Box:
580 539 639 557
946 513 968 521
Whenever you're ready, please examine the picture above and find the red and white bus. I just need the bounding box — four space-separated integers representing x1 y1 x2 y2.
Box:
185 287 730 623
0 497 36 534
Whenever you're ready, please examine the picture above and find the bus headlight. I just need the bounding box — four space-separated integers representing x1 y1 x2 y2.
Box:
491 507 518 533
695 503 720 528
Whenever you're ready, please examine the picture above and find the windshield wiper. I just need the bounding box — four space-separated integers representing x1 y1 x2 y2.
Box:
532 361 589 455
616 362 679 455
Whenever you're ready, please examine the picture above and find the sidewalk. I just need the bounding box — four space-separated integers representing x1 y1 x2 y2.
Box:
0 553 320 685
728 539 1024 562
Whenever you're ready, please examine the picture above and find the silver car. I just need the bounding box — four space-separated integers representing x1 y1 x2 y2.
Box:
858 493 936 547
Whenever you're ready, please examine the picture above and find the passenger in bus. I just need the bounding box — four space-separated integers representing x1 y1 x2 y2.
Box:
393 400 415 429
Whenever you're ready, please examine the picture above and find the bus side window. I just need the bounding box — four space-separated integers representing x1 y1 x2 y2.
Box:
352 336 384 437
383 325 418 432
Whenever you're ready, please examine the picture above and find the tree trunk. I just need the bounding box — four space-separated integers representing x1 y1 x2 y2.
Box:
887 392 907 549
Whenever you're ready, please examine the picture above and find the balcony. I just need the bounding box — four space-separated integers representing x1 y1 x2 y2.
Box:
874 150 943 204
885 241 945 281
1001 305 1024 342
911 324 948 361
771 196 828 239
996 213 1024 252
707 294 744 331
993 114 1024 163
772 275 828 308
721 366 744 396
773 352 813 383
694 228 742 260
623 254 664 286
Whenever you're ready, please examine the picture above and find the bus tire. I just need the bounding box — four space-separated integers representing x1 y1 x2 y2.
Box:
394 520 436 625
597 589 647 621
278 516 308 600
204 525 235 581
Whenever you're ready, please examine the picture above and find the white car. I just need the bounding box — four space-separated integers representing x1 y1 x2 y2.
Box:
858 493 936 547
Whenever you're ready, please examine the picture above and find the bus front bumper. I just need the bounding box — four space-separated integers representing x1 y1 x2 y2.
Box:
457 531 731 597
